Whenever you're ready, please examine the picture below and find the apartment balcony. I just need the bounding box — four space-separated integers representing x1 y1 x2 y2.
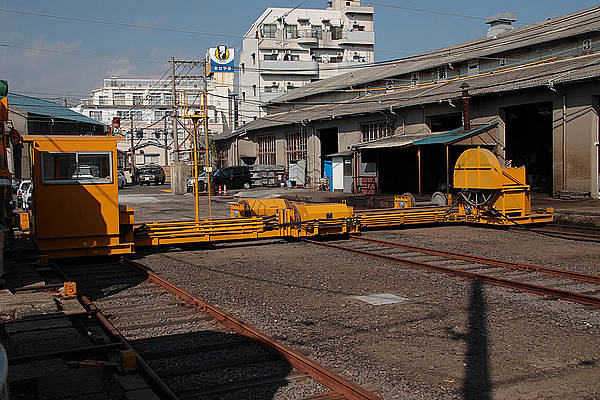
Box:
339 30 375 45
342 5 374 14
297 29 319 44
260 60 319 75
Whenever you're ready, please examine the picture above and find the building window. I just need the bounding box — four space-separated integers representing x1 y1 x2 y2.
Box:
264 84 279 93
410 73 419 85
331 26 343 40
150 94 162 105
89 111 102 121
468 61 479 75
361 121 391 142
257 135 276 165
263 24 277 38
98 96 110 105
41 152 112 185
286 130 307 165
241 63 245 73
242 92 246 102
264 53 278 60
252 85 257 96
116 111 129 119
144 154 159 165
132 93 143 105
154 110 167 121
164 94 172 105
329 56 343 63
251 53 256 65
311 25 322 39
437 68 447 80
285 24 298 39
287 83 295 92
114 93 126 105
130 111 143 121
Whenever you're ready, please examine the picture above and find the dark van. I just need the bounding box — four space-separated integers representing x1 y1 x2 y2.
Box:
211 166 251 192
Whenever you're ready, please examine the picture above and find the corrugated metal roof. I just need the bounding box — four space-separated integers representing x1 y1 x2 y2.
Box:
8 93 104 126
326 150 353 157
412 123 498 146
270 7 600 104
352 133 432 150
231 53 600 136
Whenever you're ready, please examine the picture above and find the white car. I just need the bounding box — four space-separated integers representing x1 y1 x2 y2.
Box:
117 171 126 189
16 180 31 208
23 184 33 211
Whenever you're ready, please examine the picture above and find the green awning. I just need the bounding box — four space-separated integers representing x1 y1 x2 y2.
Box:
8 93 104 126
412 122 499 146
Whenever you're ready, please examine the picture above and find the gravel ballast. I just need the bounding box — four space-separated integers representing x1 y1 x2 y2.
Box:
135 225 600 399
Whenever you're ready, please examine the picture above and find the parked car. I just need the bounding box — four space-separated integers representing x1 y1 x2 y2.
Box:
23 184 33 211
72 165 100 180
117 170 126 189
16 180 31 208
186 172 209 193
137 165 166 185
211 166 251 193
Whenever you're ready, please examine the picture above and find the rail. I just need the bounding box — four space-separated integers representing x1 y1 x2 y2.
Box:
304 237 600 308
123 258 382 400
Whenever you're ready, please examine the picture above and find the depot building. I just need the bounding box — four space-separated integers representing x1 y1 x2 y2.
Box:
217 8 600 199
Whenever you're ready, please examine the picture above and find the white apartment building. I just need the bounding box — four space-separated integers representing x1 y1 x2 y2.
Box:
239 0 374 123
73 75 236 168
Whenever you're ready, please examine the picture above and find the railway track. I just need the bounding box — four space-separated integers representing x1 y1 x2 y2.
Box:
305 235 600 308
55 259 381 400
515 223 600 243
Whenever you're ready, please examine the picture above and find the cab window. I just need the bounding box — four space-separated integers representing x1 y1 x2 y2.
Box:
42 152 113 185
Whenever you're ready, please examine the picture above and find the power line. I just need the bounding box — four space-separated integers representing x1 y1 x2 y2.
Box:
0 8 242 39
365 2 532 25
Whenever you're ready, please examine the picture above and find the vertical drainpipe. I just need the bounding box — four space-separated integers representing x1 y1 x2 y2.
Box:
235 136 239 166
562 95 567 190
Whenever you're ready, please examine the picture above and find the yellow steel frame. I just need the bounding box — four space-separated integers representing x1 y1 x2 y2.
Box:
22 136 552 258
183 82 212 222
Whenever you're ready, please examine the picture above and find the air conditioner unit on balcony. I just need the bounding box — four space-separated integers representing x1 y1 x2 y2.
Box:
272 49 278 54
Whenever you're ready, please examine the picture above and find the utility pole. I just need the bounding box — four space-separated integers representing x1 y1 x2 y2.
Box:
171 57 179 162
203 59 209 171
163 116 168 166
130 113 136 179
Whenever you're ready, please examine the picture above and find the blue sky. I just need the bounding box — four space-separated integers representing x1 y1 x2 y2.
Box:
1 0 598 102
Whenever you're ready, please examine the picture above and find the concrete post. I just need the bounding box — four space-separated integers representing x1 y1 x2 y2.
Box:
170 162 187 195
